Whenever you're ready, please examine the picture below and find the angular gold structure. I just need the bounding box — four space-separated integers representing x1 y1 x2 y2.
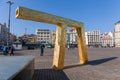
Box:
16 6 88 70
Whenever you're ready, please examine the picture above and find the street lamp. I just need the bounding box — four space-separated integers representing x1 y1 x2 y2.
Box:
6 1 14 47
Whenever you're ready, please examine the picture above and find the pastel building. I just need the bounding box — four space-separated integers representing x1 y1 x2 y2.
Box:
101 32 114 47
85 32 88 45
36 29 51 44
0 23 8 45
114 21 120 47
50 31 56 45
86 30 101 47
66 28 77 44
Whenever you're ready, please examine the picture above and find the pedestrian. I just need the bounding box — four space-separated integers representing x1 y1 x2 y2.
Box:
2 44 8 55
67 44 70 50
10 45 14 56
40 44 45 56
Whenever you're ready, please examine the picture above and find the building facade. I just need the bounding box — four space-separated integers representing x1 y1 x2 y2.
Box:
66 28 77 44
36 29 51 44
27 34 37 43
101 32 114 47
85 32 88 45
10 33 17 44
50 31 56 45
0 23 8 45
66 30 71 44
114 21 120 47
86 30 101 47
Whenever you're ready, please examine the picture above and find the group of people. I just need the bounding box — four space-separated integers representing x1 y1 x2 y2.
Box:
1 44 14 56
1 43 44 56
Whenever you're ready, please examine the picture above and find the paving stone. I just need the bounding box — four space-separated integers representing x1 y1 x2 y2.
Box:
4 48 120 80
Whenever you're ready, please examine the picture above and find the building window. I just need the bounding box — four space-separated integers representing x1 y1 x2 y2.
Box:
37 32 40 34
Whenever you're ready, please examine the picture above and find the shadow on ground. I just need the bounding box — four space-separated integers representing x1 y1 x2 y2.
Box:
64 57 118 69
32 69 70 80
32 57 117 80
88 57 117 65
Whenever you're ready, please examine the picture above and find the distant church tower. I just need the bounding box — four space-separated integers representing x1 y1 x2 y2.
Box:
115 21 120 47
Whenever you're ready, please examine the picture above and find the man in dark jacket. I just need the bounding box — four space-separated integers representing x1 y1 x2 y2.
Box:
40 44 45 56
10 45 14 56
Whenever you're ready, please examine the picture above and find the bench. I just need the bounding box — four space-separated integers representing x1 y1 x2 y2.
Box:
0 56 34 80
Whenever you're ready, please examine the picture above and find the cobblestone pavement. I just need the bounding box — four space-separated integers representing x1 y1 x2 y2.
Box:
1 48 120 80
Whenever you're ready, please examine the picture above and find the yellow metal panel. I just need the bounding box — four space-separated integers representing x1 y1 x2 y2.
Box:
53 24 67 70
16 6 83 28
76 27 88 64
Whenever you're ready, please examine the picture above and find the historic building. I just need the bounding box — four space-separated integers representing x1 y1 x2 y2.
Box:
20 34 37 43
86 30 101 47
66 28 77 44
36 29 51 44
0 23 8 45
27 34 37 43
50 31 56 45
100 32 114 47
114 21 120 47
85 32 88 45
9 33 17 44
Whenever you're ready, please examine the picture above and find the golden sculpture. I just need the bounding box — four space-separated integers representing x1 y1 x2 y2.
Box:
16 6 88 70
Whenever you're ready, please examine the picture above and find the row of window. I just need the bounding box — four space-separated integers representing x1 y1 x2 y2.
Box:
37 29 49 31
37 36 50 38
37 38 50 41
37 32 50 34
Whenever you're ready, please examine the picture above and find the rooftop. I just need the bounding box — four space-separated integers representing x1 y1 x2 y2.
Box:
115 20 120 25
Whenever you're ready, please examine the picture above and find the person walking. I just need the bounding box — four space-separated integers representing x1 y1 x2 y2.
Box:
67 44 70 50
40 44 45 56
10 45 14 56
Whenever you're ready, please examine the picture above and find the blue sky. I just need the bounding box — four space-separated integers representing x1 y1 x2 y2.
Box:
0 0 120 36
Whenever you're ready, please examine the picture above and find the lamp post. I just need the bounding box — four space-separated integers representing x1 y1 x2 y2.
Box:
6 1 14 47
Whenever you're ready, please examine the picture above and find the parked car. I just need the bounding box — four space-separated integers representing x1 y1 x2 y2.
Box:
46 44 52 48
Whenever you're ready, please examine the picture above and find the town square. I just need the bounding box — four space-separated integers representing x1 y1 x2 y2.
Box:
1 48 120 80
0 0 120 80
